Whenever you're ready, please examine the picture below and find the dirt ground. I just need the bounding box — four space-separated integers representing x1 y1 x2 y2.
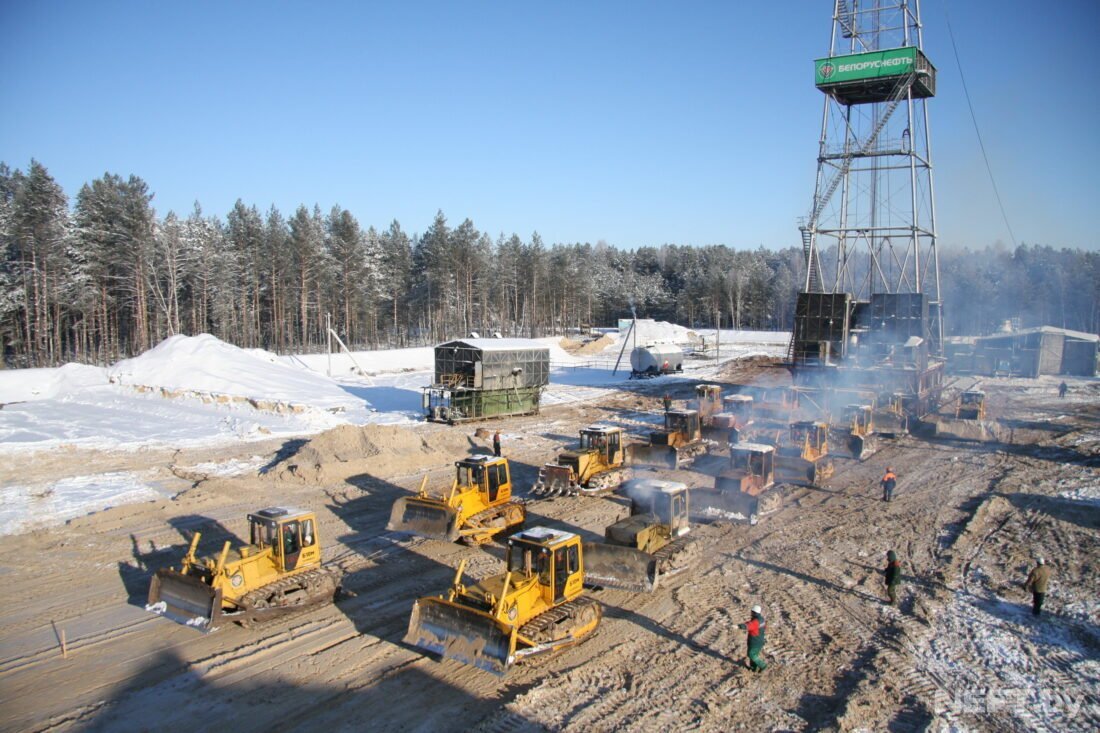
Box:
1 363 1098 733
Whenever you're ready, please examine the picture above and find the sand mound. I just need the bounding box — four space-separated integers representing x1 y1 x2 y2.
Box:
268 424 474 483
571 334 615 355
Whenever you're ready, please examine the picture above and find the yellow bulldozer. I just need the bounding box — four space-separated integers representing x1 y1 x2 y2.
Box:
531 425 628 497
930 389 1009 442
775 421 835 486
583 479 699 592
830 403 880 460
146 507 340 631
710 393 757 444
692 443 779 524
387 455 525 545
405 526 602 675
627 409 710 469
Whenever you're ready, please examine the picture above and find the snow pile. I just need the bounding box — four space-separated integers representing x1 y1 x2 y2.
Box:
109 334 357 412
0 472 164 536
0 363 108 404
612 319 698 346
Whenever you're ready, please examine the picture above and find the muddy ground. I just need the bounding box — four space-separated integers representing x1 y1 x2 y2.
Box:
0 362 1097 732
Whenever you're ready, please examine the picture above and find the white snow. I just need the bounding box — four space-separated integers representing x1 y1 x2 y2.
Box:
0 472 167 535
0 325 789 534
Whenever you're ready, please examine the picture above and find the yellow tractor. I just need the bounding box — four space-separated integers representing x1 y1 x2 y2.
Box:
710 394 756 444
583 479 699 592
830 403 879 460
405 526 602 675
872 392 910 437
775 421 835 486
931 389 1008 442
689 384 728 440
388 455 525 545
531 425 628 496
693 443 779 524
147 507 340 631
628 409 710 469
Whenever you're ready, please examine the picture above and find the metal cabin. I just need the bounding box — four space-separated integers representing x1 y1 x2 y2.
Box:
423 338 550 423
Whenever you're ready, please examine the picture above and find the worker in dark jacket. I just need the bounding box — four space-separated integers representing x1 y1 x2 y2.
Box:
884 550 902 605
1025 556 1052 616
493 431 502 457
1058 381 1068 399
662 393 673 412
881 467 897 502
737 604 767 672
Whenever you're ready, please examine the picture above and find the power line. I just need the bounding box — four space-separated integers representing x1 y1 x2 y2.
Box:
941 1 1018 249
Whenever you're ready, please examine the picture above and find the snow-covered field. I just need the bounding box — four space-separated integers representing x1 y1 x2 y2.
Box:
0 324 788 535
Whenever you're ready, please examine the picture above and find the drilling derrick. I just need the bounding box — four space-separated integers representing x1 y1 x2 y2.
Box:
791 0 944 422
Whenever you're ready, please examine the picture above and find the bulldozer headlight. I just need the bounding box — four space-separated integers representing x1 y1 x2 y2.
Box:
508 606 518 621
231 573 244 588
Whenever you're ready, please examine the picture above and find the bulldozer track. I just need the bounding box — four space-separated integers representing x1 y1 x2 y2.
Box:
531 468 626 497
237 567 341 628
459 501 526 545
652 535 699 578
519 596 602 645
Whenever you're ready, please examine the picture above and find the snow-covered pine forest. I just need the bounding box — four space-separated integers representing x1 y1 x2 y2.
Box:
2 159 1098 367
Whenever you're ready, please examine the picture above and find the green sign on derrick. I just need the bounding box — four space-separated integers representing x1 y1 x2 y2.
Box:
815 46 935 105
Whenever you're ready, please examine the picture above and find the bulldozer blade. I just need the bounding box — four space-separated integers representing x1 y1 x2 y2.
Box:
146 569 222 631
582 543 659 592
626 444 677 470
930 417 1011 443
849 434 879 460
405 598 513 676
387 497 459 542
776 456 830 487
533 464 573 496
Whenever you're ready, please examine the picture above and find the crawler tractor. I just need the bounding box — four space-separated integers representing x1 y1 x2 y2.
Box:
628 409 710 469
930 389 1007 442
388 456 525 545
775 421 835 486
405 526 602 675
830 403 880 460
147 507 340 631
711 394 756 444
689 384 729 441
693 443 779 524
583 479 699 592
531 425 628 497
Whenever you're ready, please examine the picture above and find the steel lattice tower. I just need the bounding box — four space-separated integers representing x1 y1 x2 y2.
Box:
784 0 945 421
800 0 942 358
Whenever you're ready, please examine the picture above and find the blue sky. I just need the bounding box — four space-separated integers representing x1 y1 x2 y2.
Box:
1 1 1097 251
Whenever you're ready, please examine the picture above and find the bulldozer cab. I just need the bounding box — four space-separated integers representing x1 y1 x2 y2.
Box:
247 507 321 573
507 528 583 605
658 410 700 444
627 480 690 535
578 426 623 464
456 455 511 504
844 404 874 434
789 421 829 458
724 394 754 420
957 390 986 420
692 385 723 417
723 443 776 495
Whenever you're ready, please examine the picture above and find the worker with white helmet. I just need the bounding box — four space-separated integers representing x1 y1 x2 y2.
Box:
1025 556 1052 617
736 604 768 672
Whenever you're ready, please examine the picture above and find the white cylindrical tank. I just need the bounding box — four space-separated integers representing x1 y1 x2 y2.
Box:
630 344 684 375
